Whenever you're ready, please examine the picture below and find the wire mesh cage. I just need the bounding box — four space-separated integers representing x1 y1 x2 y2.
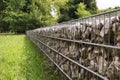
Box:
26 8 120 80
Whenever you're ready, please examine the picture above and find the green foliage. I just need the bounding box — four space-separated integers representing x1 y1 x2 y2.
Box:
0 0 56 33
84 0 98 14
0 0 6 11
0 0 8 32
55 0 78 22
55 0 98 22
0 20 9 32
54 0 69 22
0 35 61 80
57 3 71 22
76 3 91 18
0 0 98 32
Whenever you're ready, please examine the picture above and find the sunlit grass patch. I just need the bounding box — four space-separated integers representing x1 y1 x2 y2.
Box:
0 35 61 80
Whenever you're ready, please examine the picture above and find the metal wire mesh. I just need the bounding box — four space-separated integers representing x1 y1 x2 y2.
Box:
26 8 120 80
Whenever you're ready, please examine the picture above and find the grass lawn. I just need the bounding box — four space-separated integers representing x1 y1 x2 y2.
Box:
0 35 61 80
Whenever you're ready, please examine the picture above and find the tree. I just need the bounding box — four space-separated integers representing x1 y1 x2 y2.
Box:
54 0 69 22
0 0 9 32
29 0 56 27
84 0 98 14
0 0 57 33
0 0 98 32
76 3 91 18
54 0 98 22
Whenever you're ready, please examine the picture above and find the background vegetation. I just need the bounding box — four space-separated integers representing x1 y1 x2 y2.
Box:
55 0 98 22
0 0 98 33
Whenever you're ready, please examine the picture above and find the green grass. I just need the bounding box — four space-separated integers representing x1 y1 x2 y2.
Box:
0 35 61 80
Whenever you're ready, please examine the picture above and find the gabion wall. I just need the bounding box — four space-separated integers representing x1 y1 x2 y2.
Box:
27 9 120 80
